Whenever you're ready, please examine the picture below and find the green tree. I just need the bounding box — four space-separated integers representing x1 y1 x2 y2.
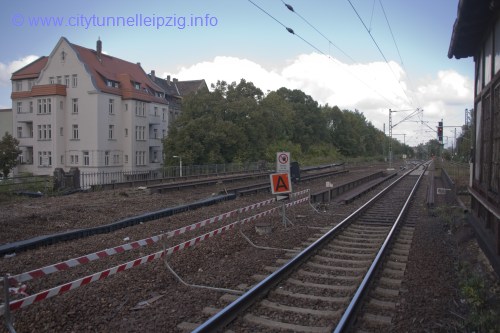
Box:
0 132 21 178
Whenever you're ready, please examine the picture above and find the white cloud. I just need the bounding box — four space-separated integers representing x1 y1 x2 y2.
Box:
171 53 474 146
167 56 287 92
0 55 40 86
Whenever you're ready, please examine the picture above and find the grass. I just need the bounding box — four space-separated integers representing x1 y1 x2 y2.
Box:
435 206 500 332
458 262 500 332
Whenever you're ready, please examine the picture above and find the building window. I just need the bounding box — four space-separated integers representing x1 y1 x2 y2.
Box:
37 98 51 114
15 81 22 92
49 77 55 84
153 128 158 139
125 155 128 164
28 80 34 90
135 126 145 140
29 101 33 113
17 126 22 138
72 124 79 139
109 124 114 140
104 151 110 166
17 101 22 113
83 151 89 166
37 124 51 140
38 151 52 167
113 154 119 164
124 128 128 137
70 154 79 165
72 74 78 88
72 98 78 114
125 103 128 111
61 155 64 164
135 151 145 166
60 101 64 110
60 127 63 136
135 101 145 116
162 108 166 121
109 99 114 114
154 106 158 116
56 76 62 84
162 129 166 138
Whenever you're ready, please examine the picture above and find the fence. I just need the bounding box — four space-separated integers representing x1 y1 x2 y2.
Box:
0 174 53 195
441 160 470 193
80 161 273 189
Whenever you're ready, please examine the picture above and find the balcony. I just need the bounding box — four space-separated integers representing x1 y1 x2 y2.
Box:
149 113 161 124
149 137 161 147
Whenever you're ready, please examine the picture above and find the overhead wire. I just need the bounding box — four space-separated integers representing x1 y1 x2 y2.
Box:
279 0 357 64
378 0 422 107
277 0 424 145
251 0 399 107
246 0 325 54
346 0 413 107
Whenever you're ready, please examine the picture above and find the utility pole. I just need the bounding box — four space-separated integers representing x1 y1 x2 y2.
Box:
388 108 421 169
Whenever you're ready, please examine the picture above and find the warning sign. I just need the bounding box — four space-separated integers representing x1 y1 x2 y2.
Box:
270 173 292 194
276 152 290 173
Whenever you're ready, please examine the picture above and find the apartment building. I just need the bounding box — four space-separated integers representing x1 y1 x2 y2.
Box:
11 37 204 176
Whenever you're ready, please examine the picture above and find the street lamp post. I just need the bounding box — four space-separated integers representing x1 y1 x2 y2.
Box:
173 155 182 177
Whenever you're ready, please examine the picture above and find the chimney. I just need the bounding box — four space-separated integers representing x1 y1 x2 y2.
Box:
151 70 156 80
167 75 171 84
173 78 178 83
96 37 102 59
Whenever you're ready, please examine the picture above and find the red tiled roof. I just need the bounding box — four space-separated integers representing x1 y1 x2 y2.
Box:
70 43 167 104
11 38 167 104
12 84 67 99
11 57 48 80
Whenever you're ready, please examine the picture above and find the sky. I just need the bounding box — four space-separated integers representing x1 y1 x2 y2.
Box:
0 0 474 148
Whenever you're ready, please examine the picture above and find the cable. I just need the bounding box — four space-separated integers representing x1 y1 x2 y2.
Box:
247 0 407 108
346 0 413 107
280 0 357 63
248 0 325 54
378 0 421 107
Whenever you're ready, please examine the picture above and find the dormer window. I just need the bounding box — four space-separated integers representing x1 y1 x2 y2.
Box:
106 80 119 88
134 82 141 90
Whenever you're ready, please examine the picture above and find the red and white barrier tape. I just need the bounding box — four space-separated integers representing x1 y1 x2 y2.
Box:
8 190 309 285
0 195 309 315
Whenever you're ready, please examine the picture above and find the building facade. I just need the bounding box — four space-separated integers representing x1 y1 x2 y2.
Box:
0 108 13 139
11 37 205 176
449 0 500 273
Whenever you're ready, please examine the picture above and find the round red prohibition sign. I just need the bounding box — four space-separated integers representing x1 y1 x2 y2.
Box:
278 153 289 164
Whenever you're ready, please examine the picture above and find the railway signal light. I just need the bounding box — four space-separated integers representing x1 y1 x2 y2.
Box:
437 121 443 142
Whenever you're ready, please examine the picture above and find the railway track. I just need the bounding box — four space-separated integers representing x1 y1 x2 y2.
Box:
0 163 414 332
147 165 347 195
189 163 428 332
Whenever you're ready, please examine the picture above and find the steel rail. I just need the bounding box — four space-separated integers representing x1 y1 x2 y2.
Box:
192 162 425 333
333 162 428 332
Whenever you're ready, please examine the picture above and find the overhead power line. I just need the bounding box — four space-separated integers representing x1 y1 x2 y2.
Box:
247 0 324 54
378 0 421 107
246 0 402 108
280 0 357 63
346 0 413 107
